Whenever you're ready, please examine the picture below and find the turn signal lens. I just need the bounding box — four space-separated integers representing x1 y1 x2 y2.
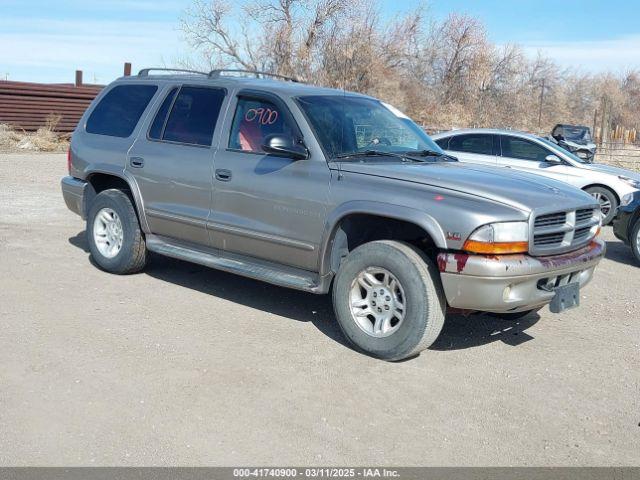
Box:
463 222 529 254
463 239 529 254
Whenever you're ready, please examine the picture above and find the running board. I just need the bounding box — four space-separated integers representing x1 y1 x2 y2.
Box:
146 235 326 293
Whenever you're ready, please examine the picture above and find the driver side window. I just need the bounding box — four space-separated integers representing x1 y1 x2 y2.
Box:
228 97 296 153
501 136 549 162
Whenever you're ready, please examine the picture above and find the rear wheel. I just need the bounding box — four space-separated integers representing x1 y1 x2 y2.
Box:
87 189 147 274
585 186 618 225
332 240 446 361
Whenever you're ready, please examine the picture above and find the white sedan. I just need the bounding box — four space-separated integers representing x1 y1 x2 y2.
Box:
431 128 640 224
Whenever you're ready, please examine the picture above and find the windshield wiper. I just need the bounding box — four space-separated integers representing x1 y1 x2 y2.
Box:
400 149 458 162
334 150 427 162
400 149 444 157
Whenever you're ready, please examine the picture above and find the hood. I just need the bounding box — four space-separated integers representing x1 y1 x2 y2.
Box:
579 163 640 181
335 161 595 213
563 139 596 150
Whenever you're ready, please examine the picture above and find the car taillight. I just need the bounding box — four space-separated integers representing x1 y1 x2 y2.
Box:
67 148 72 173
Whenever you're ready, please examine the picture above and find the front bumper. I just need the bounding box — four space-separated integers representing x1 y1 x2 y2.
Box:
613 194 640 244
437 239 605 313
61 176 88 218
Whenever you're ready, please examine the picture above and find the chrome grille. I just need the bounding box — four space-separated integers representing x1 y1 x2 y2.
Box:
534 232 565 247
531 208 599 255
574 227 591 242
534 212 566 228
576 208 595 223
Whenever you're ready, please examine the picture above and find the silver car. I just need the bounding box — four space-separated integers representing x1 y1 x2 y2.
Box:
432 128 640 224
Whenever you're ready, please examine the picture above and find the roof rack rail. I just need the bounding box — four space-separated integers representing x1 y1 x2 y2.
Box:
138 68 208 77
208 69 299 83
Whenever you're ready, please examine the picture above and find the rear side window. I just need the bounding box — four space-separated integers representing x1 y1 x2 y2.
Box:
161 86 226 146
448 134 494 155
149 87 178 140
86 84 157 137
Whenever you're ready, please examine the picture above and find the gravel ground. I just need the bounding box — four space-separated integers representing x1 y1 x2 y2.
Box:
0 153 638 466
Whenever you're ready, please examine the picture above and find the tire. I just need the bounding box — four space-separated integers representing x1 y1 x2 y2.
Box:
332 240 446 361
86 189 147 274
585 186 618 225
488 307 542 321
631 217 640 266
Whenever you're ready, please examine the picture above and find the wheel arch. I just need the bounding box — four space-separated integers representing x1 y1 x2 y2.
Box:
318 201 447 277
84 170 149 232
582 183 620 204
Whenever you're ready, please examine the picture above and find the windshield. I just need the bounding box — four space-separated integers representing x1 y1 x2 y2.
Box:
296 95 444 160
561 126 592 142
537 136 589 164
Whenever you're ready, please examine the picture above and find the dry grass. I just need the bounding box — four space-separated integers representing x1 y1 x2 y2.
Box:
0 115 69 153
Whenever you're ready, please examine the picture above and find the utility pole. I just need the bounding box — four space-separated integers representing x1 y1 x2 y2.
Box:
537 78 546 132
600 95 609 146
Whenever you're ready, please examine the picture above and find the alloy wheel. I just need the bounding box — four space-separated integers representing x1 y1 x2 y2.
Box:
349 267 406 338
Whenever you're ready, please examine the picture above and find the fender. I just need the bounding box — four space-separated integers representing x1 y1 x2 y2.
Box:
83 165 151 233
317 200 447 276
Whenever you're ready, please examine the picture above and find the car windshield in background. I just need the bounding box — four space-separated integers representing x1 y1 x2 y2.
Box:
563 126 592 142
296 95 444 160
537 136 590 164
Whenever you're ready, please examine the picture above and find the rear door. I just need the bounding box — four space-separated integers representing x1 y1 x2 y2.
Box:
126 84 228 246
444 133 498 165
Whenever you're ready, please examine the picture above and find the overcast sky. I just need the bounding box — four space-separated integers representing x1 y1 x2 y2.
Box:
1 0 639 84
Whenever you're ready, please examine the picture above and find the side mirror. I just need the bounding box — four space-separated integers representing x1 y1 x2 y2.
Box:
262 134 308 160
545 154 562 164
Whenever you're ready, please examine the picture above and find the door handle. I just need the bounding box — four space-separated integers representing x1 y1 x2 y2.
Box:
215 169 232 181
130 157 145 168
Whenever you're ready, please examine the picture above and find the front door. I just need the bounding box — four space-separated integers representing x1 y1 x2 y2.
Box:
496 135 569 183
126 85 227 246
209 90 330 271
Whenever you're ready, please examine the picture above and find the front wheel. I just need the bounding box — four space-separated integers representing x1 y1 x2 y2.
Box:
585 186 618 225
332 240 446 361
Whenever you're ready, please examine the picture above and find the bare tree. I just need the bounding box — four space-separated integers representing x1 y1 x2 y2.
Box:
180 0 640 134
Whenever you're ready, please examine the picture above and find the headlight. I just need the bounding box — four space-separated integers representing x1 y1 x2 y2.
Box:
621 192 634 206
618 175 640 189
463 222 529 254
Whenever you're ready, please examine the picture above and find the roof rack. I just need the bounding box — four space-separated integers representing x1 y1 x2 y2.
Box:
137 68 208 77
208 69 299 83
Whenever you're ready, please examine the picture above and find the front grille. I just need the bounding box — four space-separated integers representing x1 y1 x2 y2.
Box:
574 227 591 242
531 208 599 255
576 208 596 224
534 232 565 247
534 212 566 228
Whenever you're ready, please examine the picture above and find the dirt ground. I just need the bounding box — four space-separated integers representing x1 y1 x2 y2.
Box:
0 153 638 466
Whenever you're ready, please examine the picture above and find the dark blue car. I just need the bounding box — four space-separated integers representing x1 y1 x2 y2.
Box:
613 191 640 265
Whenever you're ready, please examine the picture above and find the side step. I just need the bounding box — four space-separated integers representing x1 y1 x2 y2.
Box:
146 235 325 293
